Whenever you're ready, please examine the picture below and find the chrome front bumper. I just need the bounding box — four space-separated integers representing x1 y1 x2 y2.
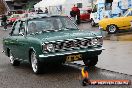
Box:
39 47 105 58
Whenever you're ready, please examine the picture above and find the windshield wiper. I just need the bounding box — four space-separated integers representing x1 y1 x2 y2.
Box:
42 28 58 32
64 27 78 30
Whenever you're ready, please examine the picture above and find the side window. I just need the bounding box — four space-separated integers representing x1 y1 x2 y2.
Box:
77 3 82 8
125 11 132 16
127 11 132 16
20 21 26 33
12 21 21 35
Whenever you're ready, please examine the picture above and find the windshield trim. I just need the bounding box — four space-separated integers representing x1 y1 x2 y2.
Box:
123 10 131 17
27 16 79 34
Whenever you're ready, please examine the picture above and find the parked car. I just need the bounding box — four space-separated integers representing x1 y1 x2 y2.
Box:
7 14 21 25
80 9 91 22
3 15 104 74
8 10 25 16
99 8 132 34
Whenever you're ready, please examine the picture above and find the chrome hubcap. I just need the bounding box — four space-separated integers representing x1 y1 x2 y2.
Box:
109 25 116 33
10 52 14 64
31 52 38 72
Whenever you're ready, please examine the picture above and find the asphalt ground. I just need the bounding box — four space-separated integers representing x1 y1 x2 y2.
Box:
0 25 132 88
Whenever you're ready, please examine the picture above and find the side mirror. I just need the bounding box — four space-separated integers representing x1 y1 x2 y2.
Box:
19 32 24 36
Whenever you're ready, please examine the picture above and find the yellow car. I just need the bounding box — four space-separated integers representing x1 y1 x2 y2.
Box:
99 8 132 34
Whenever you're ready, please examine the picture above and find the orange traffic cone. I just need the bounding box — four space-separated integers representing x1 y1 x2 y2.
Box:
81 67 91 86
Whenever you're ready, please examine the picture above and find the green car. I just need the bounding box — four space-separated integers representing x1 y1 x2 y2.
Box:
3 15 104 74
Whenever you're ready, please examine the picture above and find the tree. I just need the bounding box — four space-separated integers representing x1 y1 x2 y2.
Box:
0 0 8 15
88 0 96 9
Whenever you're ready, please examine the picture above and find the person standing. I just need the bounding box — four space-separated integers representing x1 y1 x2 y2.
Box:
70 9 76 22
37 8 43 13
72 5 78 12
1 15 7 30
76 7 80 24
71 5 81 24
45 7 48 14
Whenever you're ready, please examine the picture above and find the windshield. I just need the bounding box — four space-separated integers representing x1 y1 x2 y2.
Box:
123 10 132 17
80 10 88 14
27 16 78 34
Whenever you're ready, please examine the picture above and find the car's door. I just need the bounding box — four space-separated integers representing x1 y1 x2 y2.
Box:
15 21 29 60
123 10 132 29
84 10 90 20
8 20 28 60
7 20 21 58
80 10 89 21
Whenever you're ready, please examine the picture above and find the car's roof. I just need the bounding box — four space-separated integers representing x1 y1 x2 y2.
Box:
20 14 67 21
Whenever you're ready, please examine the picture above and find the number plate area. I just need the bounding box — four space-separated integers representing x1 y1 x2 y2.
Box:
66 54 82 62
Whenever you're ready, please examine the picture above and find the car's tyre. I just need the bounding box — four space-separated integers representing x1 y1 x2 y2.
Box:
30 51 43 74
9 50 20 66
91 19 96 27
83 56 98 67
106 24 118 34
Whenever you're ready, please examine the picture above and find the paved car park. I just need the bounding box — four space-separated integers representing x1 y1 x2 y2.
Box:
0 23 132 88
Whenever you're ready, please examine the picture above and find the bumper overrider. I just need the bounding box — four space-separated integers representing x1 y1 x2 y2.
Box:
38 47 105 62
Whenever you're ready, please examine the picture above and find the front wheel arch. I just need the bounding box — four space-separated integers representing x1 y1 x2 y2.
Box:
30 50 43 74
7 48 10 57
29 48 35 63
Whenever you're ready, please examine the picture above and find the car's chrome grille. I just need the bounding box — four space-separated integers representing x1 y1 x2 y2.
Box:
42 37 103 53
53 38 92 51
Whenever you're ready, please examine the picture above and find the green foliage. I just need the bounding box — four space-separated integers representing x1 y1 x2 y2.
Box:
24 0 38 10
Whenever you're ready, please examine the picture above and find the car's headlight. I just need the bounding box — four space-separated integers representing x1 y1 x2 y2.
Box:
91 37 103 46
91 38 98 46
42 43 55 52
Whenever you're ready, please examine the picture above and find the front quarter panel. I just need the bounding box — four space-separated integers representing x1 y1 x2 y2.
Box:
26 36 43 59
3 36 18 57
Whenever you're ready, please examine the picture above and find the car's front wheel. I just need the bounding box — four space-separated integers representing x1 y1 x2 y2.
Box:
9 50 20 66
30 51 43 74
83 56 98 67
107 24 118 34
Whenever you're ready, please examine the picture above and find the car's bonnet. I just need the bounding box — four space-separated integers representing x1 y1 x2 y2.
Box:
100 16 126 22
29 29 101 42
